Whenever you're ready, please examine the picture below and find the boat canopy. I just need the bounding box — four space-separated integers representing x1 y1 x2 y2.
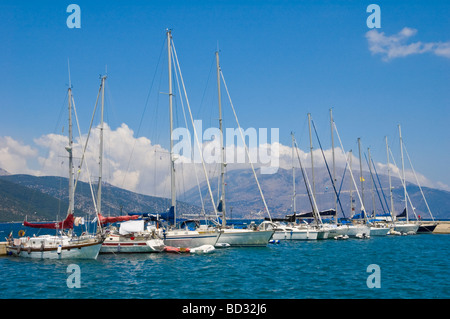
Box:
119 220 145 235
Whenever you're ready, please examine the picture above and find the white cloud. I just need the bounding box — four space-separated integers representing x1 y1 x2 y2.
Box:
1 124 449 196
366 27 450 61
0 136 39 175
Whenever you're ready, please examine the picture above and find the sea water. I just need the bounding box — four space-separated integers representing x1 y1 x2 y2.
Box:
0 222 448 299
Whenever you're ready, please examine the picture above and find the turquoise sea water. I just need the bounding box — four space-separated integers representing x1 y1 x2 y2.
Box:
0 222 449 300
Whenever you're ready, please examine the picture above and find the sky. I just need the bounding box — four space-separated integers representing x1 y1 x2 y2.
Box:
0 0 449 199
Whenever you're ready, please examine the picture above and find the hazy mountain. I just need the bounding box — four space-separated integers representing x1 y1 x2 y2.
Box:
182 166 450 220
1 165 448 224
0 174 201 223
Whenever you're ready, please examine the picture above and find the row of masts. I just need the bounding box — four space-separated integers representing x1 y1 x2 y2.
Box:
67 30 431 228
291 108 425 223
66 69 106 231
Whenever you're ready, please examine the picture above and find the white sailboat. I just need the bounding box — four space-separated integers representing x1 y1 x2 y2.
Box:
271 133 319 241
291 132 330 239
212 50 275 247
384 126 419 235
101 218 165 253
310 111 350 239
7 76 103 259
358 140 389 237
333 125 371 238
85 75 165 254
161 30 221 249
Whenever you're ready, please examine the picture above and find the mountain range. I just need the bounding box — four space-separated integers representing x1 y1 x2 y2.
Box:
182 166 450 220
0 165 449 223
0 171 201 223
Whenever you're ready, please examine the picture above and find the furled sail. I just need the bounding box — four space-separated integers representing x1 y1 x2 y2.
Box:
23 214 74 229
98 214 139 225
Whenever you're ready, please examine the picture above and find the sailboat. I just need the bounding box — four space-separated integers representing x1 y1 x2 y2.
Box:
290 132 330 239
271 134 319 241
100 216 165 253
332 125 370 238
384 126 419 235
212 50 275 247
310 111 350 239
398 129 437 233
6 77 103 259
358 140 389 237
81 75 165 254
161 30 221 249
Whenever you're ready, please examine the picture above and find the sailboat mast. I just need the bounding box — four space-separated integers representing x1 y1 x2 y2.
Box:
330 108 337 217
216 51 226 226
308 113 316 199
67 86 74 216
368 147 376 217
292 134 296 214
167 29 176 226
398 124 408 223
385 136 395 220
349 150 354 216
357 138 365 211
97 75 106 217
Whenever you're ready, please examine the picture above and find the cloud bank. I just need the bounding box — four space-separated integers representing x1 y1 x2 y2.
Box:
366 27 450 61
1 123 448 198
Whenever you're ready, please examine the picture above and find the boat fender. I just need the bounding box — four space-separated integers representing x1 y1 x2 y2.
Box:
27 246 31 254
57 245 62 254
40 242 45 252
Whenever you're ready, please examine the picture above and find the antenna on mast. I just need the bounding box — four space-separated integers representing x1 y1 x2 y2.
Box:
67 58 72 88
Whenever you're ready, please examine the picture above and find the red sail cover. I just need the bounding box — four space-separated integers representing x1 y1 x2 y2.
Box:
98 214 139 225
23 214 75 229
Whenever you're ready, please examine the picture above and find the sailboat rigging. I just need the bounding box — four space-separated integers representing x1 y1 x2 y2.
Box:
211 50 275 247
7 73 104 259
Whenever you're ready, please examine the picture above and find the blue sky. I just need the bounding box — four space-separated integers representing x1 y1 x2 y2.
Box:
0 0 449 194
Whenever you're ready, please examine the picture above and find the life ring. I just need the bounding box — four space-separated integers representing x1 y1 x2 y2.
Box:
18 230 25 237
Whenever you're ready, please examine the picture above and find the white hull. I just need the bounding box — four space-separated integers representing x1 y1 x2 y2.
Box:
272 227 318 240
325 225 349 238
316 229 329 239
8 235 102 259
393 223 419 234
164 229 220 248
369 226 390 236
347 225 371 237
101 235 165 253
216 229 274 247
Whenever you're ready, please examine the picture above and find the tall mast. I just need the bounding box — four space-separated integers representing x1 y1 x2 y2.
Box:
385 136 395 220
292 133 296 214
67 86 74 217
398 124 408 223
349 150 354 217
216 51 226 227
357 138 365 211
97 75 106 217
330 108 337 218
167 29 176 226
368 147 376 217
308 113 316 200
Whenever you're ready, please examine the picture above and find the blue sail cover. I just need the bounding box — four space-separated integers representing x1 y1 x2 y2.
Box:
352 211 365 219
128 206 175 225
